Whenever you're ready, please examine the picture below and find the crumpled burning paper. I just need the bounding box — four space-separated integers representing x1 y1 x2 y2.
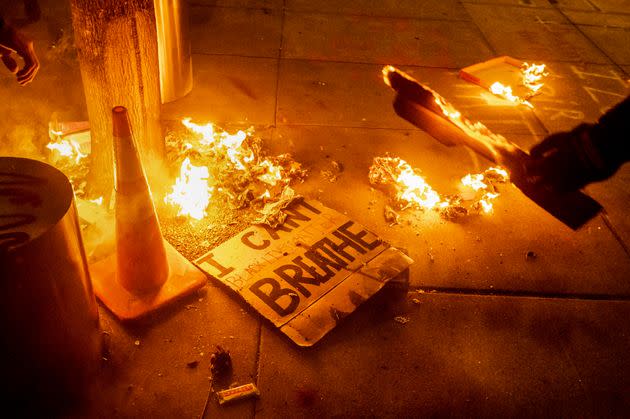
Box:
253 187 302 228
369 156 509 221
164 120 307 225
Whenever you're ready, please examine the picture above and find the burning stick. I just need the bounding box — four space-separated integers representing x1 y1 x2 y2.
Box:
383 65 528 167
382 66 602 230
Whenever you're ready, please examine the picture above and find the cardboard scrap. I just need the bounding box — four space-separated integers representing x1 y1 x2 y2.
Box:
459 56 528 96
217 383 260 405
195 199 414 346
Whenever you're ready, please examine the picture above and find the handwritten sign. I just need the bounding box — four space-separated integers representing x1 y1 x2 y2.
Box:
196 199 413 346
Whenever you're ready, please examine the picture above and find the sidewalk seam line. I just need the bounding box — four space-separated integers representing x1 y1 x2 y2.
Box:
251 320 263 419
273 0 286 128
191 51 615 68
413 287 630 301
457 0 498 57
600 211 630 259
555 6 627 75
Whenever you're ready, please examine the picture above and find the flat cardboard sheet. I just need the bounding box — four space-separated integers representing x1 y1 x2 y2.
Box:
195 199 414 346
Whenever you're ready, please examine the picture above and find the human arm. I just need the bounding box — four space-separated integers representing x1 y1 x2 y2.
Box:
0 16 39 85
527 95 630 191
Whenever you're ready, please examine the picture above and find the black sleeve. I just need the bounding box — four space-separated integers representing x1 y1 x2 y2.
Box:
588 95 630 172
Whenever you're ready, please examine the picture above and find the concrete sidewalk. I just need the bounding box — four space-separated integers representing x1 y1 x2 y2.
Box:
1 0 629 417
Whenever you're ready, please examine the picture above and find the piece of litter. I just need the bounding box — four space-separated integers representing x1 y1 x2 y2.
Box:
253 187 301 228
210 346 232 378
320 160 344 182
384 205 400 225
525 250 537 261
394 316 410 324
187 360 199 369
412 298 421 305
134 340 140 346
217 383 260 405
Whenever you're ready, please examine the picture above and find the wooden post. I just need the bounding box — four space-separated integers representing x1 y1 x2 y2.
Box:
70 0 163 196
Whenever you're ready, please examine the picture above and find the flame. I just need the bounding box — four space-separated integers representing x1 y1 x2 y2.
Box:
461 173 488 191
258 160 283 186
89 196 103 206
395 160 443 209
489 81 533 108
484 166 509 180
164 157 213 220
477 192 499 213
521 62 547 93
486 62 547 108
180 118 254 170
432 93 514 161
181 118 215 144
382 65 396 86
369 157 509 218
46 139 87 164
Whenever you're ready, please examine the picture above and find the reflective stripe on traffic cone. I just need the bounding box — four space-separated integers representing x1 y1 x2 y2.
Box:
89 106 206 320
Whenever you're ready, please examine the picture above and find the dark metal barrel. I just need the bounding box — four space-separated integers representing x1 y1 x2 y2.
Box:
0 157 100 414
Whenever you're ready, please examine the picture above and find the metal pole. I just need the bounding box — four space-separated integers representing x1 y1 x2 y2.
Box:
154 0 193 103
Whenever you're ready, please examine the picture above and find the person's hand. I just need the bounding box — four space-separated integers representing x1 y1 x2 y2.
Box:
526 124 612 192
0 23 39 86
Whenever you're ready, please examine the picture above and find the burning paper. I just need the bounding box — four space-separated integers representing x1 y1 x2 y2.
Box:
369 156 508 219
196 199 413 347
46 122 92 199
165 119 307 225
252 186 301 228
383 65 603 230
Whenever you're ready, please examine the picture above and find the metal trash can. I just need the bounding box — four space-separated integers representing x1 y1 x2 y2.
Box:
155 0 193 103
0 157 101 415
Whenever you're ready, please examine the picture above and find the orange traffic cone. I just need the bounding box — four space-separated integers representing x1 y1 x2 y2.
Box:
89 106 206 320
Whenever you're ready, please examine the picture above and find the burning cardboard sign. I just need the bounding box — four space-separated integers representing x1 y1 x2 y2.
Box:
195 199 413 346
459 56 547 108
